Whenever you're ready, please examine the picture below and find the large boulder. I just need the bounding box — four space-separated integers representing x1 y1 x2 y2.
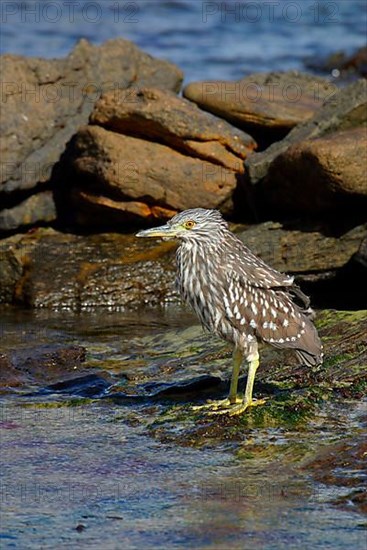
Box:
258 127 367 216
0 228 177 310
183 71 336 145
246 79 367 184
90 87 256 164
59 88 256 226
0 39 183 231
245 79 367 218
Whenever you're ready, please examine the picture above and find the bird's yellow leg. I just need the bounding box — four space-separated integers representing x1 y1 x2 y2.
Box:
195 350 267 416
192 349 244 411
225 354 267 416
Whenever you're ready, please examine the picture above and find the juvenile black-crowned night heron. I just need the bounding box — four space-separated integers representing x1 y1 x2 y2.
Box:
137 208 323 415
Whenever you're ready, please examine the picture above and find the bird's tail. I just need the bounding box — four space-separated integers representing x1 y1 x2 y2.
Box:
295 315 323 366
295 348 323 367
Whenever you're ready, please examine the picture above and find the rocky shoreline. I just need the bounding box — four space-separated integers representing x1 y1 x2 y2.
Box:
1 39 367 525
1 38 366 313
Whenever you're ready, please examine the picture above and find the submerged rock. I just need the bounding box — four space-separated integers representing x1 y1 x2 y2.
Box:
108 309 367 449
306 435 367 515
0 344 87 391
0 305 365 518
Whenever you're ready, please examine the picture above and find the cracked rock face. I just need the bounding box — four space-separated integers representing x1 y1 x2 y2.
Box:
58 87 257 226
0 39 183 232
1 39 183 195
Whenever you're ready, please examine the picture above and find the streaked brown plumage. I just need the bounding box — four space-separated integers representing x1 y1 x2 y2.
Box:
137 208 323 415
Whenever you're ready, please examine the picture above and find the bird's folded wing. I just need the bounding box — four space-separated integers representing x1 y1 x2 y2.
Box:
224 236 294 290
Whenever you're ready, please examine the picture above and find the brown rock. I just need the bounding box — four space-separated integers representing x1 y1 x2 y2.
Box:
183 71 336 140
70 190 176 227
354 234 367 268
0 345 87 390
0 38 183 230
0 233 24 302
90 87 256 164
0 221 365 311
237 221 367 274
0 228 178 310
246 79 367 185
260 127 367 215
65 124 242 226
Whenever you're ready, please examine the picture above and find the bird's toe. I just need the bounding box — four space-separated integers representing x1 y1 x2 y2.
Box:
192 397 242 412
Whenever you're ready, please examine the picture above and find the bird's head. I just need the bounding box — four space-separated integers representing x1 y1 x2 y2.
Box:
136 208 228 242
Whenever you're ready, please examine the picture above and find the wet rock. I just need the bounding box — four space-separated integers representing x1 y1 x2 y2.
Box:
306 435 367 515
0 344 87 391
103 310 367 412
101 308 367 446
63 126 240 226
0 38 183 229
0 228 178 310
108 374 223 404
45 373 111 397
0 191 56 232
0 220 365 310
0 234 24 303
245 79 367 217
183 71 336 145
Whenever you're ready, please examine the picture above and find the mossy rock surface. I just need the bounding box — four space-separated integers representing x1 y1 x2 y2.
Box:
103 309 366 446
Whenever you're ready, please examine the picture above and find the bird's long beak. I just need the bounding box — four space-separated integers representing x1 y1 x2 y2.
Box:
136 223 178 239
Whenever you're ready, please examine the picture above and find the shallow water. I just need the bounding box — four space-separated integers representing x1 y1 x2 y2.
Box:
1 399 366 550
0 307 366 549
2 0 366 81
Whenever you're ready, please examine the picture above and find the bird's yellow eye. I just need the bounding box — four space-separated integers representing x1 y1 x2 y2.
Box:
183 220 196 230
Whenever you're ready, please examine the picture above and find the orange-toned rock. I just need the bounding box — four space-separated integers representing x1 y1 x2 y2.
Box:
183 71 336 141
61 88 257 226
90 87 256 164
66 125 242 226
246 79 367 186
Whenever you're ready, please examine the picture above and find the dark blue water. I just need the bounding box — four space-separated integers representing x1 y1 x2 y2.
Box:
1 0 366 82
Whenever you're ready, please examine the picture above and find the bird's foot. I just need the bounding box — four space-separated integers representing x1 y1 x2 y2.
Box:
193 397 267 416
192 397 242 412
221 397 267 416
